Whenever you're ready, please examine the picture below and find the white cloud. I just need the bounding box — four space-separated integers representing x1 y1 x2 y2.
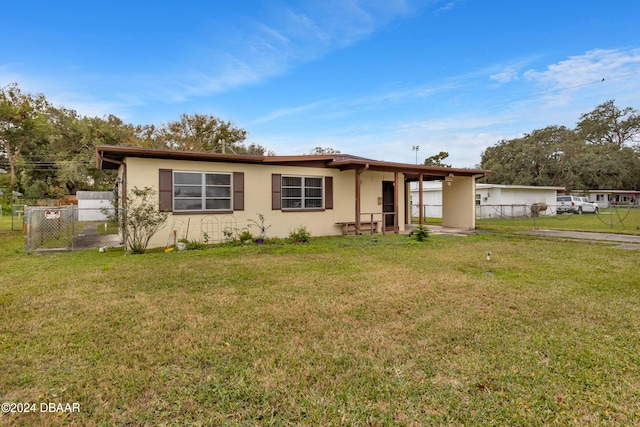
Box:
490 67 519 84
251 99 336 124
524 48 640 89
178 1 423 97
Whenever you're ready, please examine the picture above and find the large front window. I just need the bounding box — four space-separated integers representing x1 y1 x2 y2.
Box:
282 176 324 209
173 171 232 211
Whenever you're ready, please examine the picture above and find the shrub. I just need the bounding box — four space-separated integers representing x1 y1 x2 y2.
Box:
247 213 271 239
186 240 207 250
289 226 311 243
409 224 430 242
108 186 169 254
239 230 253 244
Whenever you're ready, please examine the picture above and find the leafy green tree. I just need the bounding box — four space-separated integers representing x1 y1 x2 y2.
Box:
481 101 640 191
423 151 451 168
0 83 52 190
235 142 274 156
576 100 640 147
309 147 341 155
481 126 577 187
157 113 247 153
1 84 274 199
49 110 134 194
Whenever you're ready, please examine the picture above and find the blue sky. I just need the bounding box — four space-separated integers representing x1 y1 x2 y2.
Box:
2 1 640 167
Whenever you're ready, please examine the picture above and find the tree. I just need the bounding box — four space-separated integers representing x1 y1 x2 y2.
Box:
481 126 579 187
235 142 274 156
157 113 247 153
46 108 135 195
576 100 640 147
309 147 341 155
0 83 52 190
423 151 451 168
480 101 640 191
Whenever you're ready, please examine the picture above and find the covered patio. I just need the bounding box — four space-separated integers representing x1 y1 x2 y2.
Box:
324 157 489 235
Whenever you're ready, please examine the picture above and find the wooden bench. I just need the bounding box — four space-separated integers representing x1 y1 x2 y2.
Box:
335 221 379 235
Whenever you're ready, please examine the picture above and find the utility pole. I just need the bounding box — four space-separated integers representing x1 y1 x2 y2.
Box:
412 145 419 165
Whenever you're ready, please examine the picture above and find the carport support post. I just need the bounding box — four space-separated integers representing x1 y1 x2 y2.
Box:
394 171 399 233
418 173 424 225
355 167 361 235
442 175 476 229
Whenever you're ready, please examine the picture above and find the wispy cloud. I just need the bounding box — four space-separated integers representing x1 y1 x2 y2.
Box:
178 1 424 96
434 1 459 13
251 98 336 124
524 48 640 89
490 67 519 84
252 47 640 166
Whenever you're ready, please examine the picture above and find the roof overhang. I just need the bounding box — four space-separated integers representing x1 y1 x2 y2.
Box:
96 145 490 180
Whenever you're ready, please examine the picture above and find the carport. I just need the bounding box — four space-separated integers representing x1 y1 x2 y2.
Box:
326 157 489 234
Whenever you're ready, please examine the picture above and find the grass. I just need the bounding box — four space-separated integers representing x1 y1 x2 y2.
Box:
1 217 640 425
476 207 640 235
412 207 640 235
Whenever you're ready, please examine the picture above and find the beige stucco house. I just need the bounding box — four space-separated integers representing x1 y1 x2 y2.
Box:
97 145 489 248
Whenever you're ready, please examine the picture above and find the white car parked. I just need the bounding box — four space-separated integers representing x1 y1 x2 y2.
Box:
556 195 599 214
579 197 599 214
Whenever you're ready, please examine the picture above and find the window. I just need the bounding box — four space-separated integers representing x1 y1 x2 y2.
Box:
173 171 232 211
475 194 481 205
281 176 324 209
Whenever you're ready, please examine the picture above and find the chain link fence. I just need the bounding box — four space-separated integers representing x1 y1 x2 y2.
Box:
11 204 26 231
412 203 550 219
24 205 123 253
412 202 639 231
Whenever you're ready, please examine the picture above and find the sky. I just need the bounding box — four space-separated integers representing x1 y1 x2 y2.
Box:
2 0 640 167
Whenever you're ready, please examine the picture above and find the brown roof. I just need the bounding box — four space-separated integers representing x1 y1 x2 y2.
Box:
96 145 489 180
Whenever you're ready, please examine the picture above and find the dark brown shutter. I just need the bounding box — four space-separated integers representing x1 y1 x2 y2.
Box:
159 169 173 212
272 174 281 210
233 172 244 211
325 176 333 209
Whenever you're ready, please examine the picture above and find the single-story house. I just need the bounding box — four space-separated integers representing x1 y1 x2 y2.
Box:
96 145 490 248
76 191 115 221
410 183 563 219
586 190 640 208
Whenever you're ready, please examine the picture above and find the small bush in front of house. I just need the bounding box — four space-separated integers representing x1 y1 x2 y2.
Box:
247 213 271 240
409 224 430 242
239 230 253 244
186 240 207 250
289 226 312 243
107 186 169 254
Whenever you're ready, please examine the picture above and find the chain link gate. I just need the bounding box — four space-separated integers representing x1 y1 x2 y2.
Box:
24 206 75 253
24 205 123 254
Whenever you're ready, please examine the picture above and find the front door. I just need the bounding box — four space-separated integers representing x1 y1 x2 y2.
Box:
382 181 395 230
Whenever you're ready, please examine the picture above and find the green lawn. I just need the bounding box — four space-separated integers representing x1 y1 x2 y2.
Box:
1 219 640 426
412 207 640 235
476 207 640 234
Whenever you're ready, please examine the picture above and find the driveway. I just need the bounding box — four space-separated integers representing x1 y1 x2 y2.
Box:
74 224 122 249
